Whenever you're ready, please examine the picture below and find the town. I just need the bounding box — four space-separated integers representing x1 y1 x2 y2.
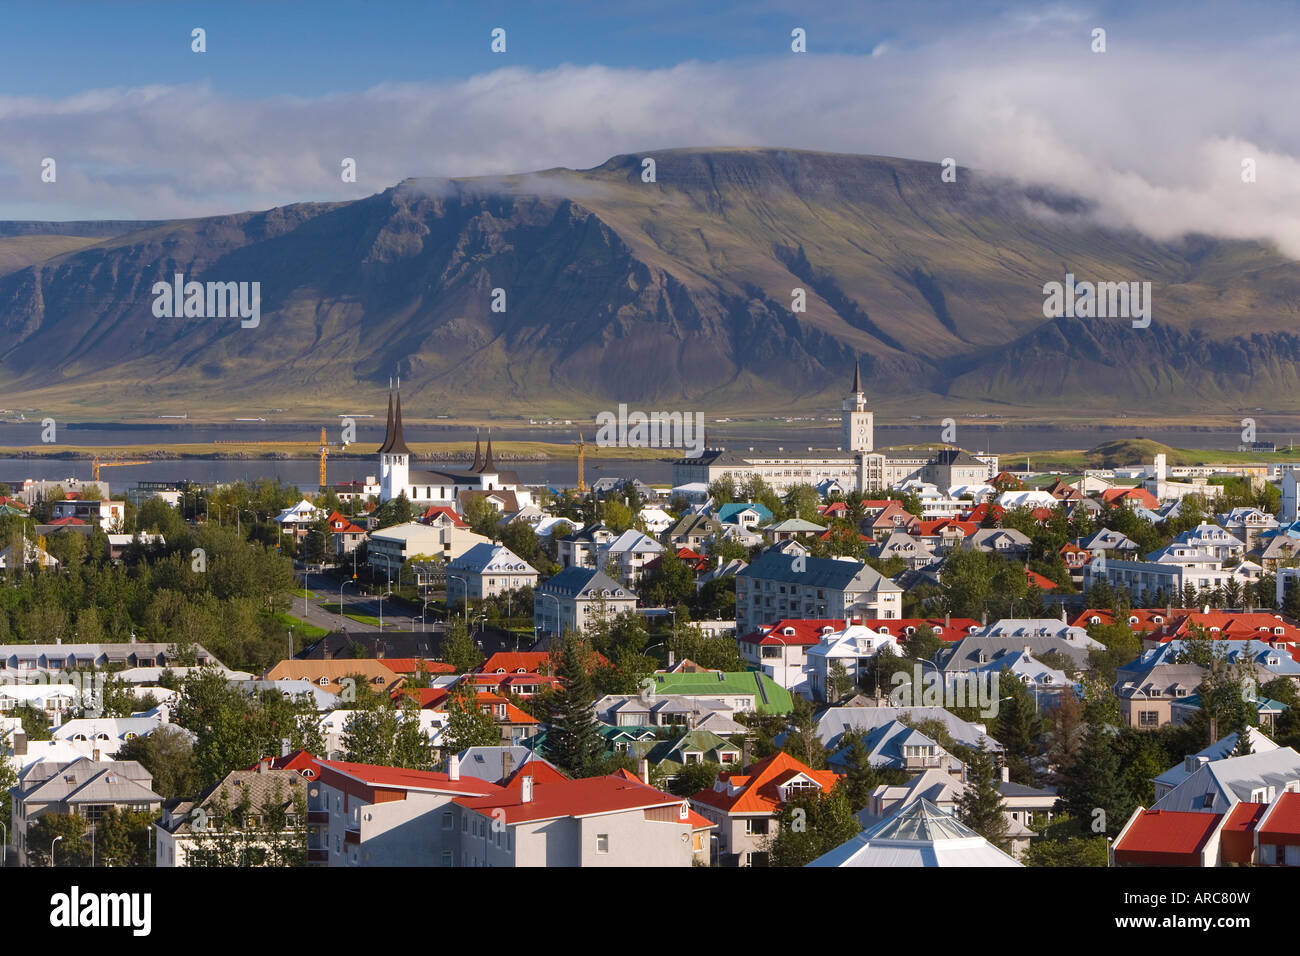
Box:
4 367 1300 870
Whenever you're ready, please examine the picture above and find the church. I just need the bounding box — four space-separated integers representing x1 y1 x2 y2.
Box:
376 384 533 511
672 363 998 495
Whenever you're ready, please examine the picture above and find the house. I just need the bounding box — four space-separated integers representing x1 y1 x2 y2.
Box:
1113 655 1207 728
155 762 307 866
642 671 794 716
936 626 1101 676
597 529 665 584
813 705 1001 754
716 503 773 529
962 528 1031 558
1059 541 1092 572
1150 747 1300 813
0 683 80 718
446 543 539 600
556 522 617 569
1077 528 1140 556
419 505 469 529
637 506 676 535
533 566 637 638
402 687 539 745
274 499 323 542
870 531 935 570
627 730 743 780
734 551 903 635
689 751 841 867
593 693 738 730
261 659 405 698
50 717 170 759
12 757 162 865
0 538 59 570
760 518 827 543
661 514 721 551
325 511 367 555
1153 729 1281 802
452 768 712 866
454 746 562 785
738 618 848 691
827 718 965 775
1113 790 1300 867
50 498 127 532
306 757 503 866
805 624 902 701
809 798 1022 867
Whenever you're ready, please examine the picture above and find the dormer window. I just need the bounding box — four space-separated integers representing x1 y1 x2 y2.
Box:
1090 616 1101 625
1153 616 1163 624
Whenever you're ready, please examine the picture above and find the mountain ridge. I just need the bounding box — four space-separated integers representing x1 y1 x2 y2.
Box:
1 147 1297 421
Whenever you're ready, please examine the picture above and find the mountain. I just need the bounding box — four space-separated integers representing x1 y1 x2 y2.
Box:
1 147 1299 421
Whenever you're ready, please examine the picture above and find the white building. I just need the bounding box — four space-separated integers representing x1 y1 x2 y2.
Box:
806 624 902 702
446 543 539 600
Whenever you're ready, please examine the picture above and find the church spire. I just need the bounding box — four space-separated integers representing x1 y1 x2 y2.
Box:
471 429 483 471
480 428 496 473
377 379 412 455
851 357 862 395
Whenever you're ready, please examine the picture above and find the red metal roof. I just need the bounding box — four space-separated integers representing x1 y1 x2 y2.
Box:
1113 809 1222 866
318 759 503 795
455 773 685 825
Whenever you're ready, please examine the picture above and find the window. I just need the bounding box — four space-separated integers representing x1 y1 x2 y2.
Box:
1139 711 1160 727
442 850 453 867
442 811 453 830
595 833 609 854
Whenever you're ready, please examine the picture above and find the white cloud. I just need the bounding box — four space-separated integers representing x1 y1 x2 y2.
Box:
2 31 1299 257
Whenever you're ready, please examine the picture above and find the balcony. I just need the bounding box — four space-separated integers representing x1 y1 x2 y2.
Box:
307 810 329 824
307 848 329 863
344 828 361 846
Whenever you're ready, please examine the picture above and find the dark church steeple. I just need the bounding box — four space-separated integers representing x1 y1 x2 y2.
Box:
480 429 496 473
377 378 412 456
471 429 483 471
851 357 862 395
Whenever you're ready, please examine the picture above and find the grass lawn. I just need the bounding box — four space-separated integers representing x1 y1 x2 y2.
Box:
271 612 330 639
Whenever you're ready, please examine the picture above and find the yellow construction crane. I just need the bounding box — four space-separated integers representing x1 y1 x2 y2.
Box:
572 431 596 492
214 427 332 488
91 458 151 481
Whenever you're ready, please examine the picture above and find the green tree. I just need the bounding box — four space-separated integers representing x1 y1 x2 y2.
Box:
440 616 482 673
666 760 721 798
545 633 606 778
827 660 853 703
113 725 200 801
443 682 501 753
957 740 1011 851
27 813 90 867
94 808 155 866
765 782 860 867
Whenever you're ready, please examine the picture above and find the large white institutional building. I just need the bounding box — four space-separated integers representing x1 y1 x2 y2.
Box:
672 363 998 495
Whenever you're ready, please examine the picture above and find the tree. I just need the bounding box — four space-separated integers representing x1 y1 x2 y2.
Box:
994 669 1043 784
786 696 826 770
113 726 200 800
187 779 307 867
765 783 860 866
440 616 482 673
839 730 881 813
667 760 720 798
443 682 501 753
1023 813 1109 866
545 633 606 778
371 492 414 530
27 813 90 867
827 660 853 703
957 740 1011 851
94 808 155 866
342 697 437 770
1058 720 1132 837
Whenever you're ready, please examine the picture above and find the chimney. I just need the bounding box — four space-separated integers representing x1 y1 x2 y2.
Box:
944 613 950 629
258 758 268 774
501 750 513 782
281 737 291 758
1202 604 1211 615
638 759 650 786
448 753 461 781
1000 765 1009 783
92 748 101 762
13 730 26 755
520 774 534 803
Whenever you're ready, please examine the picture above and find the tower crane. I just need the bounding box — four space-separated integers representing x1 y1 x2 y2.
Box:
213 427 333 488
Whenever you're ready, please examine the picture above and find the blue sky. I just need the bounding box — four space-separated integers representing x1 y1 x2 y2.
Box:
2 0 1299 256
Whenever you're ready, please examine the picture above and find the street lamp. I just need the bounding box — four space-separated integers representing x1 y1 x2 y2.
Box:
446 573 469 624
536 591 561 641
340 578 356 617
50 834 62 867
